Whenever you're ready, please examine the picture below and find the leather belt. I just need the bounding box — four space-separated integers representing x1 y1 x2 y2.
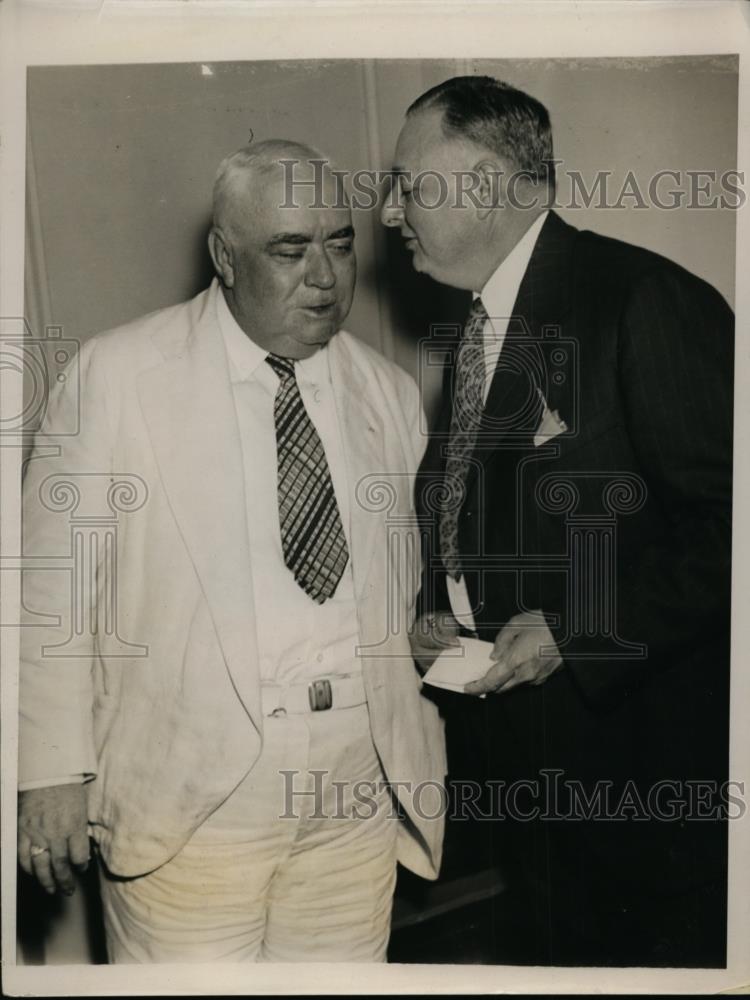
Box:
260 674 367 717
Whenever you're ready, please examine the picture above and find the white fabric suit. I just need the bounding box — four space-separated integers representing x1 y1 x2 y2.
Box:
19 280 446 901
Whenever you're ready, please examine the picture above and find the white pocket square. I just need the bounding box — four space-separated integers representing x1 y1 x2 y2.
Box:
534 390 568 448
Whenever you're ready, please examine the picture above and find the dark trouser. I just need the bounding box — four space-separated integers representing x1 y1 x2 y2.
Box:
489 808 727 967
430 678 728 967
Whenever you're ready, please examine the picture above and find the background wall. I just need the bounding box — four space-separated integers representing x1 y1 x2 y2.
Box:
26 56 738 425
21 55 738 964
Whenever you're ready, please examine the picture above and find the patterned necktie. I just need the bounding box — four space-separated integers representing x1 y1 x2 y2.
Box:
439 297 489 581
265 353 349 604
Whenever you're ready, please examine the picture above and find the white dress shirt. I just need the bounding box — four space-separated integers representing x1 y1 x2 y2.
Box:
446 211 549 631
217 288 361 685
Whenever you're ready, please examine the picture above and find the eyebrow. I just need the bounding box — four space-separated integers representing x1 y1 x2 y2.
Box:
266 225 355 248
327 226 355 241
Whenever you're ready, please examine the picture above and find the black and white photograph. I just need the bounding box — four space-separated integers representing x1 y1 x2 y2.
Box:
1 0 749 994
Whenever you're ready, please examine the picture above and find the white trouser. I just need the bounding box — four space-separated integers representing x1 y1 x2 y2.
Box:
98 703 399 963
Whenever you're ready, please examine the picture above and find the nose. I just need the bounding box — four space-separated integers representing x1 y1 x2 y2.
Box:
304 247 336 289
380 201 404 228
380 178 405 228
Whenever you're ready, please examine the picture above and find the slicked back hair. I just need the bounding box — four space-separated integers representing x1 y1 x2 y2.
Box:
408 76 556 188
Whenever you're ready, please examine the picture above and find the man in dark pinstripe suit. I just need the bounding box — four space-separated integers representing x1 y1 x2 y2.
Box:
382 76 733 966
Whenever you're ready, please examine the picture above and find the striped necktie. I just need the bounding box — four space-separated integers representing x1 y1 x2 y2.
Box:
265 353 349 604
439 297 489 581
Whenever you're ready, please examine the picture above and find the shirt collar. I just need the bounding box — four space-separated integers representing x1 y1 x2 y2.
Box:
215 283 330 386
476 210 549 320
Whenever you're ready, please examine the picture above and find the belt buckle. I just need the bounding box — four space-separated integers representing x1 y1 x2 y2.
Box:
308 678 333 711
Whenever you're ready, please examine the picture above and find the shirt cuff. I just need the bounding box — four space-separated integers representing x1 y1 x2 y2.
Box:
18 774 87 792
446 573 478 633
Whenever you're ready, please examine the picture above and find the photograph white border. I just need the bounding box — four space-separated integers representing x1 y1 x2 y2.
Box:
1 0 748 994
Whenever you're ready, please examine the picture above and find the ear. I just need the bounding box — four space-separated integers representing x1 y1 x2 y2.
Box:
474 159 508 221
208 226 235 287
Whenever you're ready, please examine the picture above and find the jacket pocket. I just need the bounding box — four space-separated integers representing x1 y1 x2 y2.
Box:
545 408 622 461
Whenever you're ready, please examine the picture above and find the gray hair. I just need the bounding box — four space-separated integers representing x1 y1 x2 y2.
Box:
212 138 329 237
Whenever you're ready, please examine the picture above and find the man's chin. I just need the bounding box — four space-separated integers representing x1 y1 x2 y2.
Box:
409 248 436 280
410 254 462 288
283 323 340 359
310 317 341 342
411 255 438 282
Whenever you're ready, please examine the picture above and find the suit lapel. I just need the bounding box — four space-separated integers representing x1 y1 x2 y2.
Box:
136 283 261 731
327 334 386 603
464 212 577 501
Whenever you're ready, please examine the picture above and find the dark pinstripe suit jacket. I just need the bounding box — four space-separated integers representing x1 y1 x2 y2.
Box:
417 211 733 872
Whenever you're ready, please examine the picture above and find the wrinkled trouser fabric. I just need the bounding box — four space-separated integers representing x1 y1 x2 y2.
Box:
99 704 399 963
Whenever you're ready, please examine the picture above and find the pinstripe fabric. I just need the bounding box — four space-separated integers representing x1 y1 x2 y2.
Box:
266 353 349 604
415 210 733 964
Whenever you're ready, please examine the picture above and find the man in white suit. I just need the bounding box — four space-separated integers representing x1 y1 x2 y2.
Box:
17 140 446 963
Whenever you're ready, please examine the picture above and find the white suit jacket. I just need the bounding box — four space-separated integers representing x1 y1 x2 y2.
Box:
19 280 446 879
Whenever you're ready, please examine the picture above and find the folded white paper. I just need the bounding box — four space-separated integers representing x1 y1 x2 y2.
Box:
422 636 496 693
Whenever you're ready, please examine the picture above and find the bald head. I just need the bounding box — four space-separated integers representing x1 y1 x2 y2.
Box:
212 139 343 241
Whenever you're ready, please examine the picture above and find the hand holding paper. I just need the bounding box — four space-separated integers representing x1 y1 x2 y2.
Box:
409 612 460 673
464 610 563 696
422 636 497 694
